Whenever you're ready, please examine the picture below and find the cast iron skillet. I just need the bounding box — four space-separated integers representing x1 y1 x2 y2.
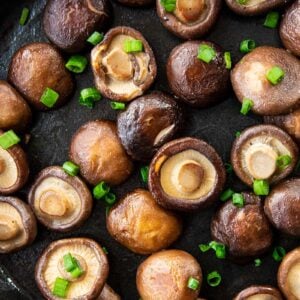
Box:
0 0 298 299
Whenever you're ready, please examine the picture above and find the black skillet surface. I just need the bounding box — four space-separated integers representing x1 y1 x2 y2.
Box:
0 0 299 299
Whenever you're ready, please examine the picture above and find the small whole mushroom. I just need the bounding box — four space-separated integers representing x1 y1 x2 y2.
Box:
117 0 154 6
234 285 283 300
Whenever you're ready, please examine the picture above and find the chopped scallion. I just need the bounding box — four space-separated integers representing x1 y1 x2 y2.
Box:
93 181 110 200
140 166 149 183
235 131 241 138
111 101 126 110
62 161 80 177
240 39 256 53
102 247 108 254
225 163 233 174
79 87 101 108
224 52 232 69
160 0 176 12
0 130 20 150
254 258 262 267
264 12 280 29
276 155 292 170
272 246 286 262
87 31 104 46
63 253 76 272
207 271 222 287
40 87 59 108
266 66 285 85
52 277 69 298
19 7 30 26
220 188 235 202
104 192 116 206
70 266 84 278
65 55 88 74
240 98 253 115
209 241 226 259
236 0 248 4
123 39 144 53
187 277 200 290
253 179 269 196
232 193 244 208
197 44 216 64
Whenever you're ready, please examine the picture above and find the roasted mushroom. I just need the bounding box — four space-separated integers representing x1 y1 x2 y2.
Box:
0 196 37 253
156 0 222 39
28 166 93 232
137 249 202 300
117 0 154 6
277 247 300 300
264 178 300 237
231 125 298 187
91 26 157 102
211 192 273 261
117 91 183 161
43 0 110 53
70 120 133 186
234 285 283 300
167 41 230 108
35 238 109 300
107 189 182 254
8 42 74 111
280 1 300 57
98 284 120 300
149 137 226 211
231 46 300 115
0 81 31 132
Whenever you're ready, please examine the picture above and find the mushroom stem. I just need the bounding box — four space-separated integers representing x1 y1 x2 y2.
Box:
175 0 206 23
0 215 20 241
58 254 87 282
39 190 68 217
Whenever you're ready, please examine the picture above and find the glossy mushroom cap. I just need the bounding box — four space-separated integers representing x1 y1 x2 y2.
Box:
43 0 110 53
137 249 202 300
157 0 222 39
69 120 133 186
149 137 226 212
264 178 300 237
234 285 283 300
231 46 300 115
8 42 74 111
211 192 273 260
28 166 93 232
117 0 154 6
35 238 109 300
91 26 157 102
107 189 182 254
117 91 183 161
167 41 230 108
0 196 37 253
231 125 298 186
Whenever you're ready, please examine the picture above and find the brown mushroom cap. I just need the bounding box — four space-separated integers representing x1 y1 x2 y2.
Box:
117 0 154 6
0 196 37 253
156 0 222 39
149 137 226 212
69 120 133 186
117 91 183 161
107 189 182 254
231 46 300 115
280 1 300 57
277 247 300 300
167 41 230 108
28 166 93 232
35 238 109 300
231 125 298 186
211 192 273 260
98 284 120 300
8 42 74 111
91 26 157 102
0 81 31 132
264 178 300 237
234 285 283 300
136 249 202 300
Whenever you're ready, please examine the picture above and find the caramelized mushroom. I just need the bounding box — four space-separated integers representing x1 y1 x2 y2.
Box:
35 238 109 300
107 189 182 254
231 46 300 115
157 0 222 39
137 249 202 300
69 120 133 186
211 192 273 261
43 0 110 53
234 285 283 300
117 91 183 161
149 137 226 211
8 42 74 110
117 0 154 6
0 196 37 253
98 284 120 300
231 125 298 186
277 247 300 300
91 26 157 102
167 41 230 108
28 166 93 232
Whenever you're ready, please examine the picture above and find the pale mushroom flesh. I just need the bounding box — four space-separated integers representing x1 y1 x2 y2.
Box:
246 295 279 300
236 0 269 7
174 0 207 24
287 262 300 299
0 147 18 190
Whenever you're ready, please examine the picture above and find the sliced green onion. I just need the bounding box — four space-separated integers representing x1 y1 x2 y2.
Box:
70 266 84 278
65 55 88 74
232 193 244 208
160 0 176 12
224 52 232 69
253 179 269 196
104 192 116 206
0 130 20 150
235 131 241 138
272 246 286 262
140 166 149 183
225 163 233 174
62 161 80 177
79 87 101 108
254 258 262 267
111 101 126 110
87 31 104 46
102 247 108 254
197 44 216 64
40 87 59 108
240 39 256 53
266 66 285 85
264 12 280 29
63 253 76 272
209 241 226 259
19 7 30 26
199 244 211 252
276 155 292 170
220 188 235 202
93 181 110 200
207 271 222 287
52 277 69 298
240 98 253 115
105 206 111 217
123 39 144 53
187 277 200 290
236 0 248 4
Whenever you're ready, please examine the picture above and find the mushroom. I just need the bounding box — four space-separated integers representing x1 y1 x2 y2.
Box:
264 178 300 237
35 238 109 300
117 0 154 6
91 26 157 102
231 125 298 187
43 0 110 53
211 192 273 261
0 81 31 132
69 120 133 186
8 42 74 111
277 247 300 300
98 284 120 300
107 189 182 254
234 285 283 300
136 249 202 300
156 0 222 39
28 166 93 232
0 196 37 253
280 1 300 57
149 137 226 211
166 41 230 108
231 46 300 115
117 91 183 161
